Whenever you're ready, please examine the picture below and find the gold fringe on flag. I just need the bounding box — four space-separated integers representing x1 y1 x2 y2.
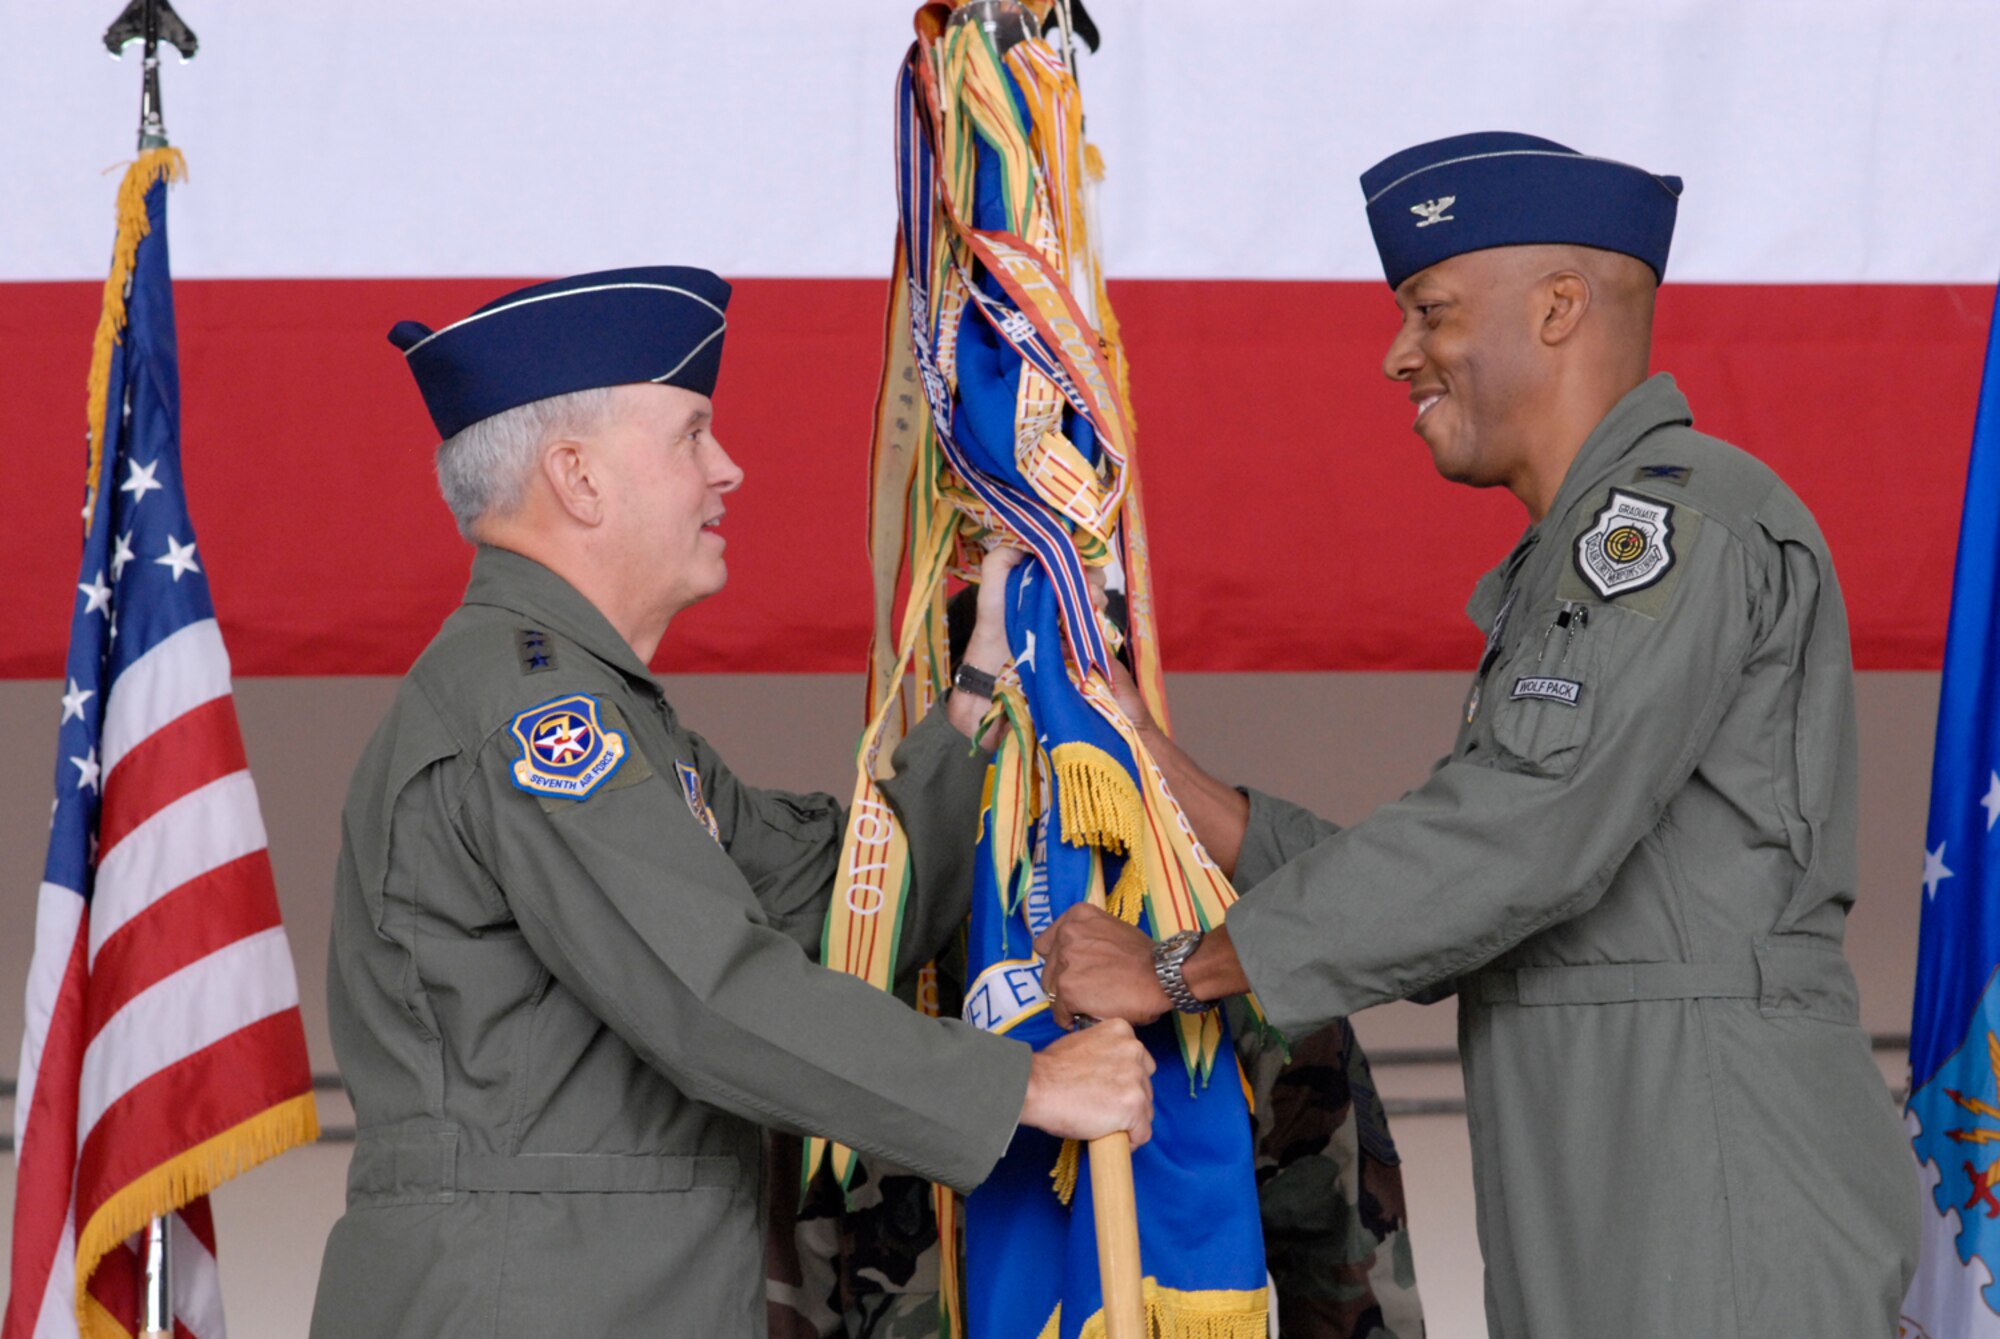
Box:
1106 854 1146 926
75 1092 320 1338
1051 1136 1082 1206
81 1294 130 1339
1033 1278 1272 1339
1050 741 1142 855
83 148 186 529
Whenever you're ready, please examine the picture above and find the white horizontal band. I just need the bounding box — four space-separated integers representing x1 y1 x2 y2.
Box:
90 771 269 966
7 4 2000 282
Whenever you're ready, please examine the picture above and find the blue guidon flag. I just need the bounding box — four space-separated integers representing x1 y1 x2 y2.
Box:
509 695 628 800
1904 285 2000 1339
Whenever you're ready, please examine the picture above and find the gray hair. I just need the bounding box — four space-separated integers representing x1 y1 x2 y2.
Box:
434 386 618 540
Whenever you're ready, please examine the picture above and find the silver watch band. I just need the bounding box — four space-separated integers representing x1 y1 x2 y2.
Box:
1153 929 1209 1014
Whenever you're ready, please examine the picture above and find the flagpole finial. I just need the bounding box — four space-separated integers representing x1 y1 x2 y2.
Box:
103 0 198 151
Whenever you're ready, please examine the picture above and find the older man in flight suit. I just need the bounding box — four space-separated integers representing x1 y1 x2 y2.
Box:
307 267 1155 1339
1036 135 1919 1337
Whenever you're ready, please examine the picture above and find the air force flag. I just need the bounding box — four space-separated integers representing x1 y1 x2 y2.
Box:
1905 284 2000 1338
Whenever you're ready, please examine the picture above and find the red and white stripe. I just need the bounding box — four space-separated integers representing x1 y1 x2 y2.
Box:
9 618 304 1338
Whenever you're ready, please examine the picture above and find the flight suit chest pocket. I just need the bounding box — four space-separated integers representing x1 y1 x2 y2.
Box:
1486 601 1607 778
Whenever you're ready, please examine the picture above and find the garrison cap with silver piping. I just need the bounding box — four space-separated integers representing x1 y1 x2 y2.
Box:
1360 131 1682 291
387 265 732 440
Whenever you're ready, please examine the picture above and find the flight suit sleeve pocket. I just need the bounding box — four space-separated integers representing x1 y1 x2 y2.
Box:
355 709 463 934
1487 602 1610 778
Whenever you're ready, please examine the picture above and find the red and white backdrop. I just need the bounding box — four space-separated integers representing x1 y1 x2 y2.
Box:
5 0 1998 680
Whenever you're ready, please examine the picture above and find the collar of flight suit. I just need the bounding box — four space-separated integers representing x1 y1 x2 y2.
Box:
461 544 662 691
1464 372 1695 631
1539 372 1696 537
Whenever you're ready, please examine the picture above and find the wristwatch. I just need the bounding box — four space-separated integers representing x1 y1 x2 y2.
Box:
952 662 997 700
1152 928 1209 1014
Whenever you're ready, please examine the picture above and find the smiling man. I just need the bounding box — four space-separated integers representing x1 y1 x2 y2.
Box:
1035 135 1919 1337
308 267 1155 1339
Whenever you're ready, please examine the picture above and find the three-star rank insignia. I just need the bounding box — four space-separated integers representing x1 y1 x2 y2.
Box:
1574 488 1676 600
675 761 721 845
510 695 628 799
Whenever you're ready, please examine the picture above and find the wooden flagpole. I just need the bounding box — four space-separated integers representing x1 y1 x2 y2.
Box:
1088 1132 1146 1338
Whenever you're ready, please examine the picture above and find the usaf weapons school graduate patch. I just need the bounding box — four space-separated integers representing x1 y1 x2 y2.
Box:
1574 489 1675 599
675 761 721 845
509 694 629 799
1559 487 1703 618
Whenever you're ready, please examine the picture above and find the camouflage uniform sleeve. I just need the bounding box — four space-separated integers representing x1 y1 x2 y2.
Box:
1233 799 1428 1335
1241 1020 1426 1339
769 1142 949 1339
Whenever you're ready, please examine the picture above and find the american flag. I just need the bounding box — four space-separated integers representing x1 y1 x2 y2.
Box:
4 151 317 1339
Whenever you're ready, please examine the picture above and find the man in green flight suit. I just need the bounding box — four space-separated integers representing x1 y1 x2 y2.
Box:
307 266 1156 1339
1035 134 1920 1337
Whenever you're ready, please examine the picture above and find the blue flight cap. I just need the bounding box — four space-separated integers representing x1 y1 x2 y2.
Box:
1360 132 1683 290
387 265 731 439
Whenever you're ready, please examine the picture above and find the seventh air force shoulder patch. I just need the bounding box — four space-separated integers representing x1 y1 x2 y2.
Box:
510 694 628 799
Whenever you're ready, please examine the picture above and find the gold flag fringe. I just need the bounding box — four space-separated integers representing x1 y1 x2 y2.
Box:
83 147 187 530
76 1092 319 1338
1106 854 1146 925
81 1294 129 1339
1051 742 1141 854
1034 1279 1272 1339
1051 1136 1082 1206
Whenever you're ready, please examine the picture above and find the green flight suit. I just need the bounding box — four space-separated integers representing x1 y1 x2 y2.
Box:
1226 375 1919 1339
309 546 1030 1339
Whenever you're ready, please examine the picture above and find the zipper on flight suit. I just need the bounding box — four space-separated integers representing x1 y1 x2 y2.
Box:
1465 535 1540 727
